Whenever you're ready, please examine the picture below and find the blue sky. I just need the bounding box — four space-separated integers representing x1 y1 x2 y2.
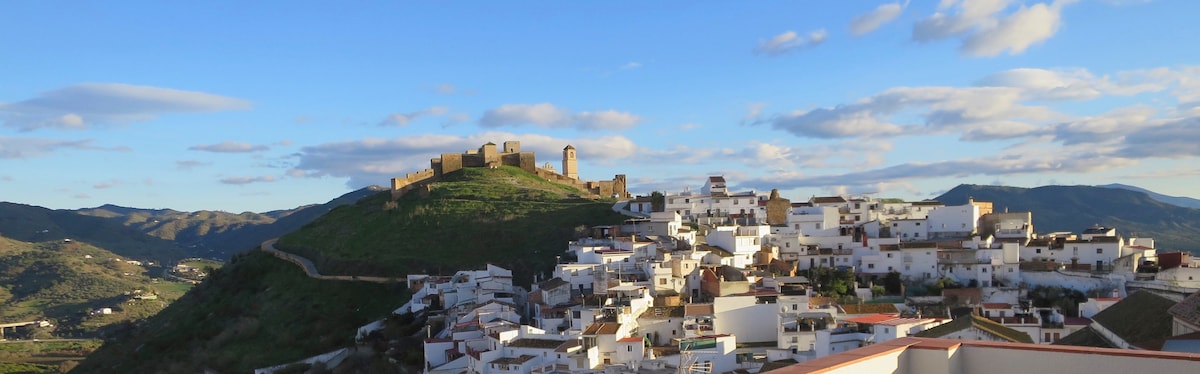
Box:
3 0 1199 212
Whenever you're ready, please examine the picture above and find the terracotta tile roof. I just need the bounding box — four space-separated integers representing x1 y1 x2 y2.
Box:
639 306 685 319
811 196 847 204
845 314 901 324
537 277 570 290
840 303 900 315
914 314 1033 343
1169 291 1200 328
582 322 621 335
618 337 645 343
685 304 714 316
1055 326 1116 348
910 201 943 206
1092 290 1177 348
508 338 569 349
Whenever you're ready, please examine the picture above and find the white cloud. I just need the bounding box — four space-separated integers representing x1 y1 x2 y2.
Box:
220 175 278 185
378 106 450 126
622 62 642 70
754 29 827 56
911 0 1075 57
479 103 641 131
0 137 129 159
0 83 251 131
962 2 1068 56
850 2 906 36
176 160 213 170
189 141 270 153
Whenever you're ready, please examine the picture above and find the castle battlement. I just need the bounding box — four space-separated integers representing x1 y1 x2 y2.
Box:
389 140 630 199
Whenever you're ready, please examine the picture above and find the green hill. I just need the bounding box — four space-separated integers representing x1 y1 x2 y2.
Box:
277 166 627 285
0 236 192 334
936 184 1200 253
75 166 627 373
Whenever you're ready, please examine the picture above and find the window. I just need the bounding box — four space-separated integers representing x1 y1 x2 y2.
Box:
1096 248 1103 254
884 327 890 334
916 222 921 226
868 264 875 269
887 253 893 258
627 346 632 352
893 223 898 227
982 267 988 273
659 278 667 285
915 232 920 237
1036 248 1042 254
887 266 893 271
792 304 798 310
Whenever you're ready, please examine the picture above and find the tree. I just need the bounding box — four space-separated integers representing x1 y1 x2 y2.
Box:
883 271 903 295
650 191 666 212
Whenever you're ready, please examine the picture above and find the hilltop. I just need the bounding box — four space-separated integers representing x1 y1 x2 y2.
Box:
76 166 627 372
936 184 1200 253
277 166 628 285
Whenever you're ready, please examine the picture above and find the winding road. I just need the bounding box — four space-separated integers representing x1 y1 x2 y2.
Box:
260 239 403 283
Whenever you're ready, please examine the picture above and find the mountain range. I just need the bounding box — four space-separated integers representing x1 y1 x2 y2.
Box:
935 184 1200 253
0 186 385 263
1097 183 1200 209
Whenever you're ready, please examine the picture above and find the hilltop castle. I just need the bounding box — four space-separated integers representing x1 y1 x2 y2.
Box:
390 141 629 199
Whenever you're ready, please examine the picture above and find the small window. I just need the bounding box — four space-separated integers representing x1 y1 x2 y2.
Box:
1036 248 1042 254
868 264 875 269
1096 248 1103 254
916 222 921 226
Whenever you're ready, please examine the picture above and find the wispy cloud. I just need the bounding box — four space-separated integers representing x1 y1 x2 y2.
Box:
912 0 1076 57
189 141 270 153
378 106 450 126
754 29 827 56
850 2 907 36
0 137 129 159
0 83 251 131
220 175 278 185
479 103 641 131
176 160 213 170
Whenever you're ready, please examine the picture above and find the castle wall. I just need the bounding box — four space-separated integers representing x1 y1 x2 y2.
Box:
394 140 630 200
443 153 465 172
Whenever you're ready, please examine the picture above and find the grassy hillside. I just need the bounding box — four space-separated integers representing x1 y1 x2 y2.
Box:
278 166 627 285
0 237 189 332
936 184 1200 253
73 247 407 373
77 166 627 372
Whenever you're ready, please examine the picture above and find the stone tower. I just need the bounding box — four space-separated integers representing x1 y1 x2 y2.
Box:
562 145 578 179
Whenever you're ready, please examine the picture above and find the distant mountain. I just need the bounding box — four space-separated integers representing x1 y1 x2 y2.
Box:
0 186 385 261
936 184 1200 253
1097 183 1200 209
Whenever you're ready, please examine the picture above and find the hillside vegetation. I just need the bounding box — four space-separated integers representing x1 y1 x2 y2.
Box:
937 184 1200 253
278 166 627 285
77 166 627 372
